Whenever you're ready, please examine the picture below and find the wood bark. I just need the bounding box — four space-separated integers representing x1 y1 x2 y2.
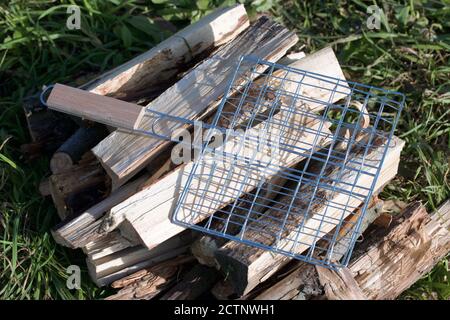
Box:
105 256 194 300
92 16 298 187
160 265 219 300
50 125 109 174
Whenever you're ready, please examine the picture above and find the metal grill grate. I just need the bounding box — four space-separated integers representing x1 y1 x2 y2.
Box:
171 55 405 268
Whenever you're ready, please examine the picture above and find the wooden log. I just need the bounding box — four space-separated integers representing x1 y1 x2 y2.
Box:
160 265 219 300
48 159 108 220
105 256 194 300
47 83 147 131
215 135 405 296
347 200 450 300
92 16 298 187
87 230 195 286
254 196 385 300
39 178 51 197
51 173 149 248
50 125 109 174
83 4 248 101
190 47 347 267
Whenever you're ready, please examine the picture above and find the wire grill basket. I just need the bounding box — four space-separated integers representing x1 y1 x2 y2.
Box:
171 55 405 268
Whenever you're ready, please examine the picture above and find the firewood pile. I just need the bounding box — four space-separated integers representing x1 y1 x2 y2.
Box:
22 4 450 300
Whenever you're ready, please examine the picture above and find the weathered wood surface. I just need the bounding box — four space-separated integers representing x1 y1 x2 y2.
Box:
106 256 194 300
316 266 367 300
190 47 348 267
51 173 149 248
215 135 404 296
348 200 450 300
83 4 249 101
50 125 108 174
87 230 194 286
83 231 134 261
92 16 298 187
48 158 108 220
255 200 450 300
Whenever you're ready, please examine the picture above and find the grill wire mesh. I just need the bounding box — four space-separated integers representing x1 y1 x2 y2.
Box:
172 55 405 268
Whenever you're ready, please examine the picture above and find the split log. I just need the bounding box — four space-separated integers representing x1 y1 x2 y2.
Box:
160 265 219 300
347 200 450 300
51 173 149 248
106 256 194 300
48 159 108 220
87 230 195 286
83 4 248 101
215 135 405 296
190 47 348 267
83 231 134 261
21 94 78 159
315 266 367 300
91 16 298 187
50 125 109 174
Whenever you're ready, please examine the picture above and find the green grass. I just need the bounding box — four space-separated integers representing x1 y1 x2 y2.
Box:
0 0 449 300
